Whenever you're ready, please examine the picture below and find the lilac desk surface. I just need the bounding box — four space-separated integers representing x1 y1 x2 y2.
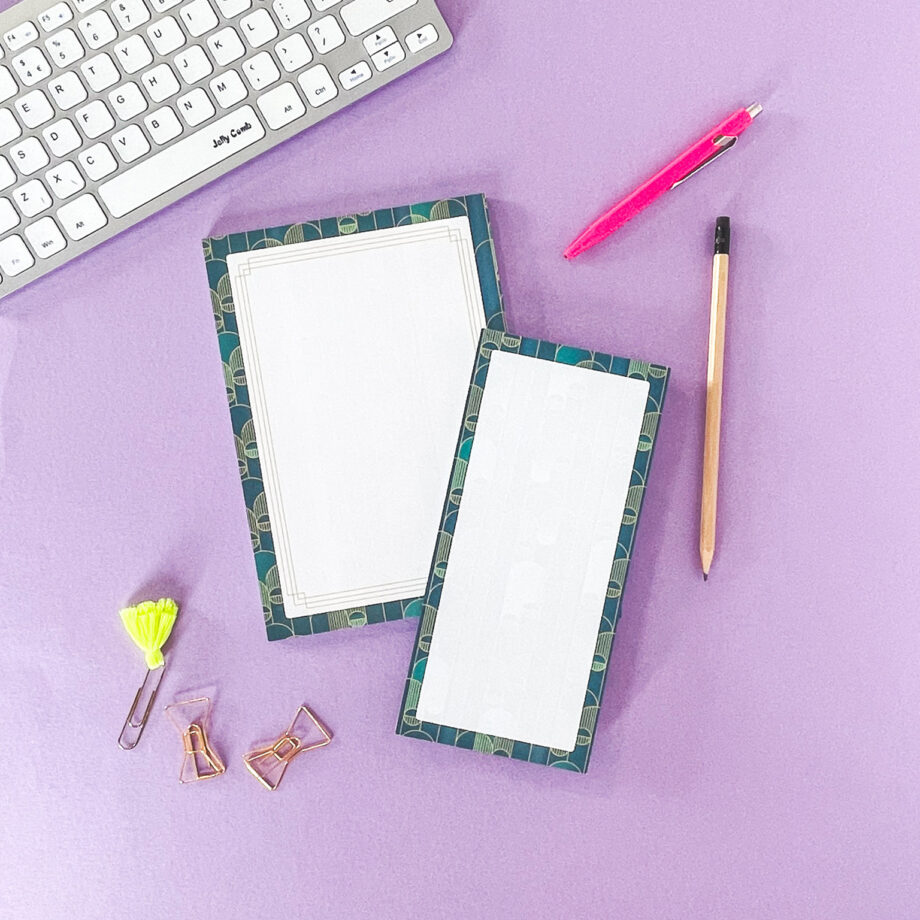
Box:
3 2 919 918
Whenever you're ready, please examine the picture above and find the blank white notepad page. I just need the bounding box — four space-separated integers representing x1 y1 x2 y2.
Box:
415 351 650 751
227 218 486 617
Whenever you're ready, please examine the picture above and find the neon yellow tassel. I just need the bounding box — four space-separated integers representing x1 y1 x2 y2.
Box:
120 598 179 670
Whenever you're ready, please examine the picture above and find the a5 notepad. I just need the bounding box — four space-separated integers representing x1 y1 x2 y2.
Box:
203 195 505 640
397 332 669 772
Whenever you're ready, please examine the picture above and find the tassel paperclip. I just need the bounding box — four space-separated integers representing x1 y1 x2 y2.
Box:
117 598 179 750
243 705 332 791
165 697 225 784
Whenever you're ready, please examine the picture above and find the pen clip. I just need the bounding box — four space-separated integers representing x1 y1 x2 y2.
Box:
669 134 737 189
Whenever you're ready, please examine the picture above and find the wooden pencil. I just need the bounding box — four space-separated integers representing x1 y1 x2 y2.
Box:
701 217 730 580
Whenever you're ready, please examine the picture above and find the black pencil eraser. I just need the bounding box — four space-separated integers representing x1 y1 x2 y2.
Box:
714 216 731 254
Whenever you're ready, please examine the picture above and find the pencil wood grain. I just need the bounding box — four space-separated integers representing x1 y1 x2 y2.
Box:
701 251 729 578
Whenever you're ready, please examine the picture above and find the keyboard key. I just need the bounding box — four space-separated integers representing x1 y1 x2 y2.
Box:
9 137 50 175
0 235 34 276
12 178 53 216
256 81 304 129
47 72 88 110
207 27 245 66
45 29 85 67
313 0 342 8
78 11 118 49
4 23 39 52
0 67 16 103
112 0 151 30
12 47 52 85
297 63 336 106
58 193 107 239
239 9 277 48
141 63 180 101
112 123 150 161
149 0 183 11
338 60 370 90
99 105 265 217
81 53 120 91
0 157 15 190
405 23 438 53
74 99 115 137
109 81 148 119
39 3 74 31
78 142 118 179
0 198 19 232
25 216 66 258
209 69 246 107
214 0 251 17
15 89 55 127
307 16 344 53
73 0 107 12
148 17 185 55
371 42 403 71
45 160 85 198
38 3 73 32
274 34 311 72
180 0 219 37
114 35 153 74
362 26 395 54
340 0 416 37
176 86 214 125
144 105 182 143
174 45 212 83
272 0 311 29
43 118 82 156
0 108 22 145
242 51 279 90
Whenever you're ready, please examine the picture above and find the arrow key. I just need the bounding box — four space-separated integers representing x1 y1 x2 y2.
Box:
371 42 404 72
362 26 395 54
406 24 438 54
338 60 371 90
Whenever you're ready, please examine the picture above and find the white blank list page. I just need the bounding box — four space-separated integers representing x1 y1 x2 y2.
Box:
226 218 486 618
415 351 650 752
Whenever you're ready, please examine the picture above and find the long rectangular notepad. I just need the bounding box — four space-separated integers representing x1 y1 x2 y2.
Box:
203 196 505 640
397 332 669 772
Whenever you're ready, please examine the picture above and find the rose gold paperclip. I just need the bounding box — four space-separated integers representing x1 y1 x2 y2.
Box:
243 705 332 791
165 697 226 784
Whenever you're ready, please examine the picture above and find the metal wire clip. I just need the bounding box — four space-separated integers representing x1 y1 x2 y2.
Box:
165 697 226 784
243 705 332 791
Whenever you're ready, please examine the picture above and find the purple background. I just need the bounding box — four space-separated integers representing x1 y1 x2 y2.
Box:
2 1 919 917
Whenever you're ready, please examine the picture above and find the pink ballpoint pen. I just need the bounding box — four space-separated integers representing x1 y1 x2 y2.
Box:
564 103 763 259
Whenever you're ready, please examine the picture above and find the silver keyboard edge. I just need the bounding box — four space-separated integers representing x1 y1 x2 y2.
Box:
0 0 453 299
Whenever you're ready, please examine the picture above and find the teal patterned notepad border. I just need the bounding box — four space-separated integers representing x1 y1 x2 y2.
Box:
396 331 669 773
202 195 506 641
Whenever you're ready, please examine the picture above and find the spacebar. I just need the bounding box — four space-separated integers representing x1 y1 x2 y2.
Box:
99 107 266 219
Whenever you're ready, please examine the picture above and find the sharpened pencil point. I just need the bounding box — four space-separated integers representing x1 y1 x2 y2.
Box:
703 572 708 582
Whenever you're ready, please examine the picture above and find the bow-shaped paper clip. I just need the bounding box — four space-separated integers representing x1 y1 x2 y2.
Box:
165 697 226 784
243 705 332 790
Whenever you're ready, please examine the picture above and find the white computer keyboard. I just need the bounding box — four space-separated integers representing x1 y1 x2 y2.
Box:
0 0 451 297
